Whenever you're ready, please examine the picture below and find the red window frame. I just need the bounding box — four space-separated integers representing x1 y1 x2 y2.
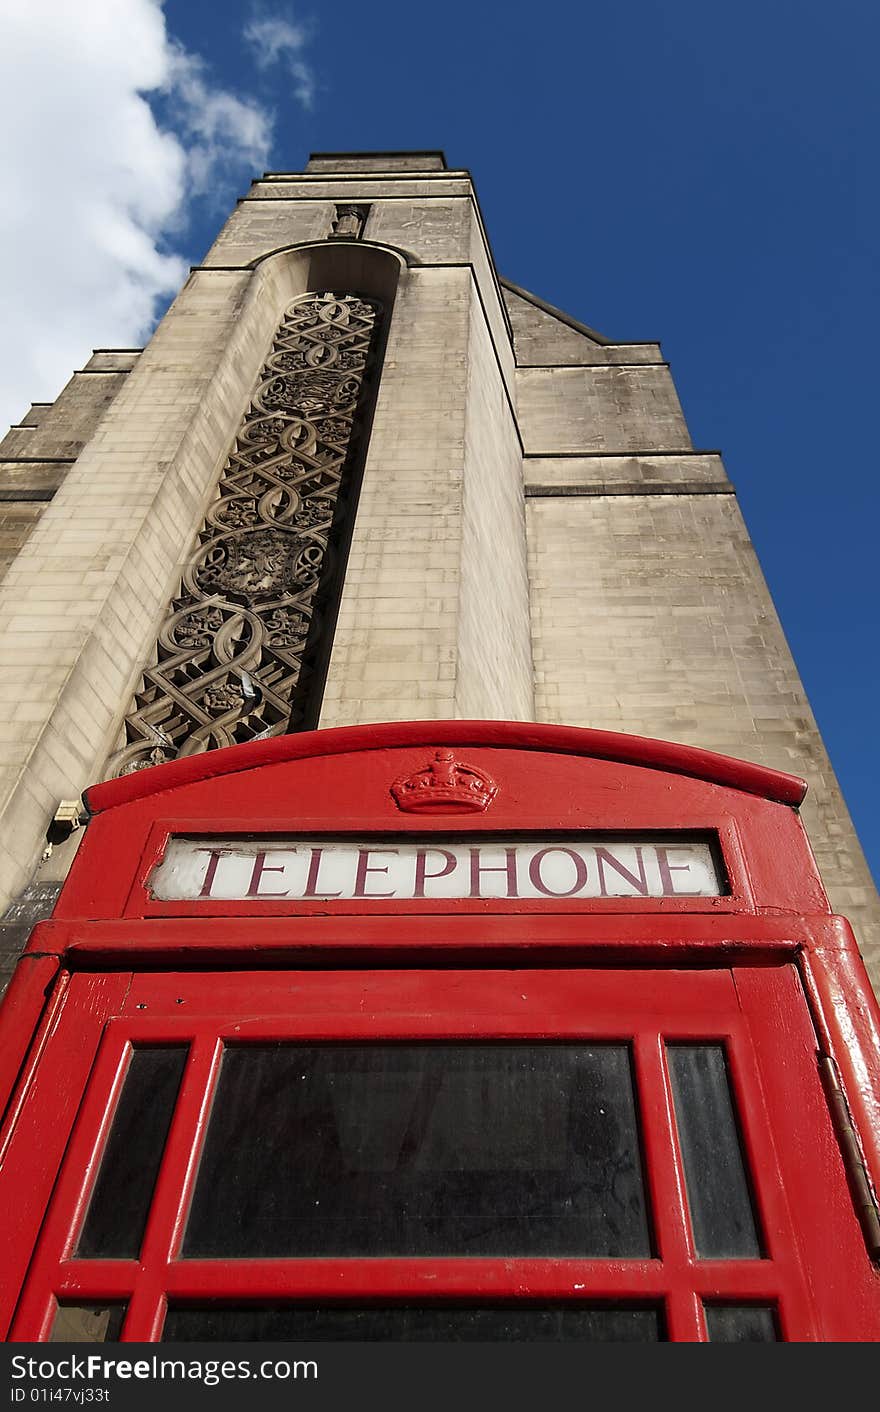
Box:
4 960 871 1343
1 722 878 1343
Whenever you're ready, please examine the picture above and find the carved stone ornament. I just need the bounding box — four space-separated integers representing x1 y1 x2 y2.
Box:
331 204 369 239
108 291 382 777
391 750 499 814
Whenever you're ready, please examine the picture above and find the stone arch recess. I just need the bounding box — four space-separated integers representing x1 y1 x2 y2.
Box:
106 244 404 776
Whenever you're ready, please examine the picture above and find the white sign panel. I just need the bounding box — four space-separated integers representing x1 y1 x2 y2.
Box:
149 836 723 902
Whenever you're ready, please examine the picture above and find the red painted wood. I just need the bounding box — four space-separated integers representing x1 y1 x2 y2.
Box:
121 1037 222 1342
0 949 61 1131
5 964 877 1343
798 926 880 1205
0 721 877 1343
44 1255 798 1302
735 966 880 1339
0 973 129 1339
24 909 845 964
84 720 808 814
57 740 825 922
631 1033 696 1341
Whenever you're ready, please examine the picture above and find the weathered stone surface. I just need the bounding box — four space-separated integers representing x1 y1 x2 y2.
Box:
306 153 448 174
200 200 331 267
524 452 731 495
503 282 660 366
0 150 876 1006
527 489 880 979
0 354 140 461
517 365 692 454
0 353 141 583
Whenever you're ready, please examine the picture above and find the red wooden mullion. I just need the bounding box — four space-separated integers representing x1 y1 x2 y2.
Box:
120 1036 222 1341
55 1262 138 1299
632 1032 703 1340
51 1254 794 1306
160 1258 670 1302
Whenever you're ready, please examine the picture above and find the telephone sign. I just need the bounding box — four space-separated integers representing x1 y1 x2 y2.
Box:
0 721 878 1342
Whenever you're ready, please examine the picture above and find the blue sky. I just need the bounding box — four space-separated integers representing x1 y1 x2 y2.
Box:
2 2 878 890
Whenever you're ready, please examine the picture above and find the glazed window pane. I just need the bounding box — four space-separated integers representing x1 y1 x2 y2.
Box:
77 1047 187 1259
163 1302 664 1342
184 1043 651 1257
705 1305 778 1342
667 1045 761 1259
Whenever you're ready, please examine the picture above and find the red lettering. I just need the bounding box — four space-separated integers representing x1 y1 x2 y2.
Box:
469 846 518 898
413 847 457 897
596 846 649 897
528 846 589 897
246 849 290 898
301 847 342 898
353 848 398 898
197 848 225 898
656 846 694 895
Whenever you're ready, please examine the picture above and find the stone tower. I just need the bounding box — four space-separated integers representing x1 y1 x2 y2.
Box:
0 150 877 992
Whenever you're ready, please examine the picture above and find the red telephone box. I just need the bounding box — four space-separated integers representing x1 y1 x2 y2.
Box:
1 721 878 1342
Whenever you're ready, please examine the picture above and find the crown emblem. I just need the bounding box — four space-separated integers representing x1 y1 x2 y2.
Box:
391 750 498 814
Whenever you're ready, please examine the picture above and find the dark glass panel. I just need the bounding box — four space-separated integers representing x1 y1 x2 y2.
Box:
49 1303 127 1342
184 1043 650 1257
705 1305 778 1342
667 1044 762 1259
76 1046 188 1259
163 1303 663 1342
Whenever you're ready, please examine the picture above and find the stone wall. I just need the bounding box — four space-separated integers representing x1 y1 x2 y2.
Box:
513 294 880 987
0 156 529 919
0 150 877 1002
0 352 141 582
320 264 470 724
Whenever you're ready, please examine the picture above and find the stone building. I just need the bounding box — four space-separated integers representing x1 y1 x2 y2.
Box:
0 148 877 995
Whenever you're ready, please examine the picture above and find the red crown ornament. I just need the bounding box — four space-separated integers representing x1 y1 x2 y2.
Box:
391 749 498 814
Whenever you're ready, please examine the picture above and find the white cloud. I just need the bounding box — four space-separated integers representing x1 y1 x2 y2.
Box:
0 1 274 431
244 10 317 109
163 45 273 195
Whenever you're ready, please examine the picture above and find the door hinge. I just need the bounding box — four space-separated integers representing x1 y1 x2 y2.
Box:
818 1053 880 1261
